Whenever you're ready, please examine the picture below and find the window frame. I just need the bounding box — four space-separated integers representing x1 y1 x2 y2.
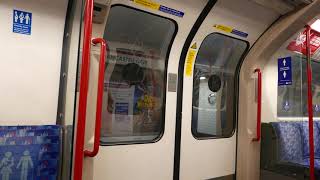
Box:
191 32 249 140
100 4 178 146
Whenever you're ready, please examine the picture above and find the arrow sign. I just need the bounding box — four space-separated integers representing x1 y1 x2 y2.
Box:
278 57 292 86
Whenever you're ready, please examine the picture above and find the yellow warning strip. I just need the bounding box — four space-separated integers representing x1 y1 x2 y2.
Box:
185 49 197 77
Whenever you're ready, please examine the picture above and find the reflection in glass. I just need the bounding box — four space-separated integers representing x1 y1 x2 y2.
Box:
100 6 176 144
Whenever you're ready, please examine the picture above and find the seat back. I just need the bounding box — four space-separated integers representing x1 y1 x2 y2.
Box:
0 125 61 179
297 121 320 159
271 122 303 163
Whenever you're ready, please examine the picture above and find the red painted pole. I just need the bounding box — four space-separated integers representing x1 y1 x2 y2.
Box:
74 0 94 179
84 38 106 157
306 25 315 180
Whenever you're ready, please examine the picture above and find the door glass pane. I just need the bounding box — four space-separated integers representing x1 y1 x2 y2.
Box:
100 6 177 144
191 33 248 138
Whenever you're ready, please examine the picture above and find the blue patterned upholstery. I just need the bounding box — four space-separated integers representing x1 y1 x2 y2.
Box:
297 121 320 159
0 125 61 180
271 121 320 172
271 122 303 163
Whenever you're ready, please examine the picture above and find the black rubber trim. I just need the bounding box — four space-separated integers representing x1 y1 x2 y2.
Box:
100 4 178 146
173 1 218 179
56 0 75 125
56 0 85 179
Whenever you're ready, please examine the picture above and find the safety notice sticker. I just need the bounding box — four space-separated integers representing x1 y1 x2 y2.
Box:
278 57 292 86
133 0 184 17
185 43 198 77
13 9 32 35
214 24 248 38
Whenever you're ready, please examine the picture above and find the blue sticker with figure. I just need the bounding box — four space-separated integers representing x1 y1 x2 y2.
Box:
278 57 292 86
13 9 32 35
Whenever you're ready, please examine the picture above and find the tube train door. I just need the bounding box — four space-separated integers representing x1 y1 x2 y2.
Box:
77 1 208 179
69 0 281 179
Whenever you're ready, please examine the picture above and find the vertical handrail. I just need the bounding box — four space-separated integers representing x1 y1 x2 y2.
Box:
252 68 262 142
306 25 315 180
74 0 94 179
84 38 106 157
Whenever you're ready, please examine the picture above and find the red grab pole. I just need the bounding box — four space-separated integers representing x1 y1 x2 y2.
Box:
74 0 94 179
84 38 106 157
306 25 315 180
253 68 262 142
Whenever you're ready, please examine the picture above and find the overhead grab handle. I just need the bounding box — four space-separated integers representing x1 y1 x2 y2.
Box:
253 68 262 142
84 38 106 157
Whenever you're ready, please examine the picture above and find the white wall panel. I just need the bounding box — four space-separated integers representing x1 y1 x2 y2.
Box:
0 0 68 125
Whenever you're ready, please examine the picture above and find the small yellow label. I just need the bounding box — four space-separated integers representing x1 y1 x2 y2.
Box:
133 0 160 10
185 49 197 76
214 24 233 33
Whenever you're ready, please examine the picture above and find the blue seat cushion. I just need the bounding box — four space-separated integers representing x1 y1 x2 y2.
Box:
297 121 320 159
271 122 303 163
0 125 61 180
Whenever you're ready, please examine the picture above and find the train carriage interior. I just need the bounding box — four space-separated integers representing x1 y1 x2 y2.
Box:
1 0 320 180
260 20 320 180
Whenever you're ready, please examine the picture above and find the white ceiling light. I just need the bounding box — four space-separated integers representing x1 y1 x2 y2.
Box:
200 77 206 80
311 19 320 33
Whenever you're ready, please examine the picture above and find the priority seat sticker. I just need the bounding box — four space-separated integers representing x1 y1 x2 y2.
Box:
13 9 32 35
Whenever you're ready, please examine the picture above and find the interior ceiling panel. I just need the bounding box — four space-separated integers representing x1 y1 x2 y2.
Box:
250 0 314 14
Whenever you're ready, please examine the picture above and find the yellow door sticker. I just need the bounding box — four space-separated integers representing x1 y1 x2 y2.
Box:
190 42 197 49
213 24 233 33
133 0 160 10
185 49 197 77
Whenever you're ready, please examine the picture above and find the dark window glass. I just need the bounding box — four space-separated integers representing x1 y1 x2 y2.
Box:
192 33 248 138
100 6 176 144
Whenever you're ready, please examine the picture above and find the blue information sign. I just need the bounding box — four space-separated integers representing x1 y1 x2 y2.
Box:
13 9 32 35
278 57 292 86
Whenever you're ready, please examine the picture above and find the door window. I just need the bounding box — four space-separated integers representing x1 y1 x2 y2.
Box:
100 5 177 144
192 33 248 138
